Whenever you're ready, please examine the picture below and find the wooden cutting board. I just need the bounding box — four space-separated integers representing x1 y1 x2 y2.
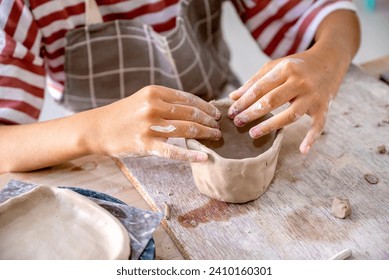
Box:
116 66 389 259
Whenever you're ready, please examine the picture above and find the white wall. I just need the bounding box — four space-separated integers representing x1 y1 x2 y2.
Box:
352 0 389 64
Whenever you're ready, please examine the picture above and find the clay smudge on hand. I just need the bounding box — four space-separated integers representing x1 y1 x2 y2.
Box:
150 125 177 133
264 58 303 82
228 58 303 119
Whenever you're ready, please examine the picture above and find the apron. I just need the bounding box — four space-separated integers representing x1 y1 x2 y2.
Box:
63 0 240 112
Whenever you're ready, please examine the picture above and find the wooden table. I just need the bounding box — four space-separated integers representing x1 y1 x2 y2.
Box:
1 64 388 260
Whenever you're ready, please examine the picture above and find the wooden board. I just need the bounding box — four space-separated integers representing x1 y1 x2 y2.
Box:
117 65 389 260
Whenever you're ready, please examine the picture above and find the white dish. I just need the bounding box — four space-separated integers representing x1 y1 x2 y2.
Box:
0 185 130 260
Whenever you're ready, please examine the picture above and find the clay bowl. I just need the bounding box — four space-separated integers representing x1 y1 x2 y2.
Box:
186 99 284 203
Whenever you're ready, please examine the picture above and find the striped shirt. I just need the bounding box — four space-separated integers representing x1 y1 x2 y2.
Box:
0 0 356 125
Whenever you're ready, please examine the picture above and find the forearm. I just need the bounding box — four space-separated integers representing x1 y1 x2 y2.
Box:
311 9 361 73
0 112 92 173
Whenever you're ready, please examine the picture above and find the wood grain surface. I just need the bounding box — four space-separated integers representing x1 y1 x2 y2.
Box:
117 65 389 260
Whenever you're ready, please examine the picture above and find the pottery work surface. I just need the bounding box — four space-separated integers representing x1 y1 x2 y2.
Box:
0 185 130 260
117 66 389 259
186 99 284 203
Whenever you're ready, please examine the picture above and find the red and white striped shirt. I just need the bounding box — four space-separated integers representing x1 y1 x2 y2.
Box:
0 0 356 125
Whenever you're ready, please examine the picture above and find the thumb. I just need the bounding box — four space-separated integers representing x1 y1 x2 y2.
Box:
152 142 209 162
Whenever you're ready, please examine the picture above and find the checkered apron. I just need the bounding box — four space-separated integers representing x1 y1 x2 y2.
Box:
63 0 240 112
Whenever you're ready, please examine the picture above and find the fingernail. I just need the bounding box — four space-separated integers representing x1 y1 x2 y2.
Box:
214 129 222 140
210 120 219 129
301 144 311 154
213 108 221 120
299 139 311 154
228 107 239 119
229 92 237 99
249 127 263 138
196 153 208 162
215 111 221 120
234 117 245 127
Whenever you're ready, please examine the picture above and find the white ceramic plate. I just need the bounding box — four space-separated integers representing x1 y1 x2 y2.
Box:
0 185 130 260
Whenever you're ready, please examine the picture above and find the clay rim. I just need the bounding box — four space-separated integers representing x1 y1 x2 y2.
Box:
0 185 131 260
186 127 284 163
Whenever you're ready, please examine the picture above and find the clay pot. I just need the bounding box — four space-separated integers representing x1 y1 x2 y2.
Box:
186 99 284 203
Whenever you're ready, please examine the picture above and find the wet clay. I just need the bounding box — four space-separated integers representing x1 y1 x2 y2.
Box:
198 108 275 159
186 99 284 203
331 197 352 219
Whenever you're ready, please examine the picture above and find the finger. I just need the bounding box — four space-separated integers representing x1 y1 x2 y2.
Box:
160 103 219 129
233 83 296 127
149 120 221 140
229 87 245 101
152 142 208 162
299 113 326 154
162 89 221 120
229 78 258 100
227 68 286 119
229 63 276 100
249 101 306 139
228 58 304 119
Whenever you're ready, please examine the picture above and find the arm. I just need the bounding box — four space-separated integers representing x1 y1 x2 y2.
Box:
0 2 221 173
0 85 221 173
228 8 361 153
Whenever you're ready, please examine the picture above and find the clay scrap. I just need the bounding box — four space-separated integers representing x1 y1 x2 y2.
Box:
364 173 379 184
377 145 387 154
331 197 352 219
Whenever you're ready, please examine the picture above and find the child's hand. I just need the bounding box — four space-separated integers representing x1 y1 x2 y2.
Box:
227 50 346 154
87 85 221 162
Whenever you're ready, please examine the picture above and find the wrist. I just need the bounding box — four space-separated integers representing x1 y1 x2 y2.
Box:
70 109 99 156
310 41 352 74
